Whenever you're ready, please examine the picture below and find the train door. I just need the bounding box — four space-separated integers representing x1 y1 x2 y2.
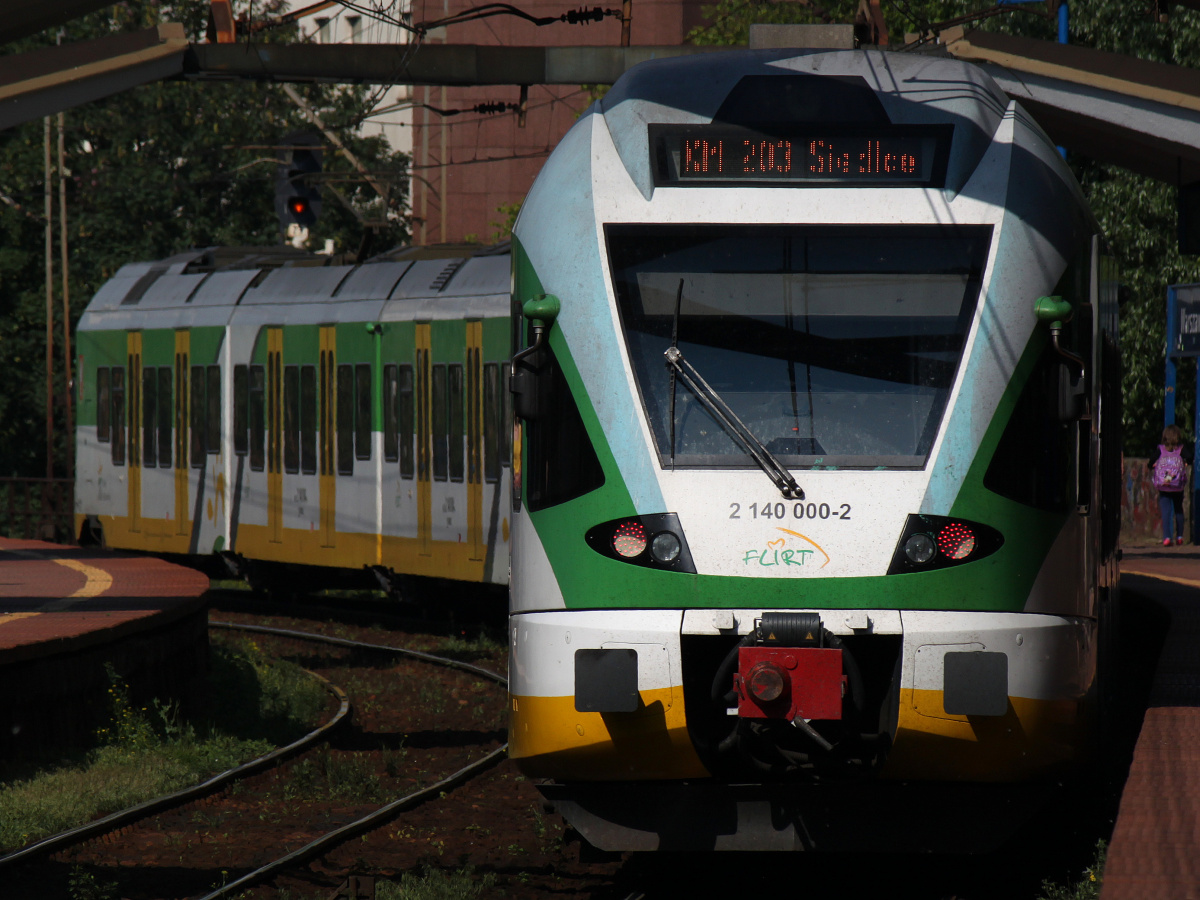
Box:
127 331 142 533
174 331 190 536
416 323 432 555
319 326 336 548
466 321 484 561
268 327 284 544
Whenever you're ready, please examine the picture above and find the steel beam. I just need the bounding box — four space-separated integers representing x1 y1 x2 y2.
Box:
0 24 188 131
944 28 1200 184
184 42 723 86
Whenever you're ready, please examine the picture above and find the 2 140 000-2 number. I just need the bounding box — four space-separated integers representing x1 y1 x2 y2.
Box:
729 501 851 521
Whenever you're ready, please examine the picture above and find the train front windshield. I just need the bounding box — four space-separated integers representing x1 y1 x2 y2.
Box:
607 225 992 469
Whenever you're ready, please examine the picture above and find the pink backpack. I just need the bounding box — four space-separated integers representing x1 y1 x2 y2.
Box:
1154 444 1186 491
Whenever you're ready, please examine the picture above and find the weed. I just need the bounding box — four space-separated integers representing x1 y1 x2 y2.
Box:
1038 840 1106 900
377 865 497 899
435 629 505 661
0 641 323 852
283 746 386 803
66 865 117 900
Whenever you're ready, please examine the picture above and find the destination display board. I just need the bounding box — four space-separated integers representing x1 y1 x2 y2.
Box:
650 124 953 188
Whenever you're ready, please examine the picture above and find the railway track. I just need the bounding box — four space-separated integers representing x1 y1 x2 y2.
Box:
2 589 1158 899
0 607 538 899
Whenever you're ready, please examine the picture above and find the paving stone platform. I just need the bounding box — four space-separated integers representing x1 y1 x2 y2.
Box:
0 538 209 756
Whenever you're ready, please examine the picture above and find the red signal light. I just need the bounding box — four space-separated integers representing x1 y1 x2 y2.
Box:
288 197 310 216
937 522 976 560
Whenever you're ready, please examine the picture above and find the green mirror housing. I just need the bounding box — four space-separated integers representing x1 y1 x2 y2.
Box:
1034 296 1073 330
523 294 561 330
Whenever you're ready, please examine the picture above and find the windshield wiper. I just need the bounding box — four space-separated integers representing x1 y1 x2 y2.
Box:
664 290 804 500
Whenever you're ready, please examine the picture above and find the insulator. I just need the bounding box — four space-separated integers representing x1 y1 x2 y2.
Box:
564 5 606 23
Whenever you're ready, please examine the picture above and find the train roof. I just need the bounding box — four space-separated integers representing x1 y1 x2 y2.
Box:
77 242 511 332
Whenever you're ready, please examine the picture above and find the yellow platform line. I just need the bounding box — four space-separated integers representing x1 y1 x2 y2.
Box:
54 559 114 598
1123 568 1200 590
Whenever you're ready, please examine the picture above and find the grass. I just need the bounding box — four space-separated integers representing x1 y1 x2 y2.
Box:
377 865 498 899
0 638 328 853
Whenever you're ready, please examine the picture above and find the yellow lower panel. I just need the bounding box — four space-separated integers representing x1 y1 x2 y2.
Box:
883 688 1088 781
90 514 490 582
93 514 193 555
510 689 710 781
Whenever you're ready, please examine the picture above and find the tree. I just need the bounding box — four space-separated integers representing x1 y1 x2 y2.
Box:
0 0 411 477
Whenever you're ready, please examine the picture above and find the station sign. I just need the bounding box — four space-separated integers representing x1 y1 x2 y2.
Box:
1167 283 1200 358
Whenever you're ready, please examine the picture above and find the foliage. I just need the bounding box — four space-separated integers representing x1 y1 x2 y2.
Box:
0 641 325 852
0 0 410 478
1037 840 1105 899
686 0 1200 452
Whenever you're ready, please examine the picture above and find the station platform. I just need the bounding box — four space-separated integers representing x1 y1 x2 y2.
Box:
0 537 209 757
1102 545 1200 899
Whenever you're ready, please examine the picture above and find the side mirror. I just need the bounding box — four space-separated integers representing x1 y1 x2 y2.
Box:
1056 362 1086 422
510 294 561 422
1035 296 1087 421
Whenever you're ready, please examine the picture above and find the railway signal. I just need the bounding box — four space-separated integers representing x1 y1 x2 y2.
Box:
275 131 323 232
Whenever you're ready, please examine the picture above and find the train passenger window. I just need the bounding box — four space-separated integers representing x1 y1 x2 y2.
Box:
249 364 265 471
206 366 221 453
467 351 480 485
233 365 248 456
268 352 280 475
110 368 125 465
383 365 399 463
399 365 414 479
432 364 448 481
484 363 500 483
449 363 464 481
284 365 300 473
97 368 111 443
190 365 205 467
142 368 157 467
337 364 354 475
128 355 140 466
175 357 187 470
157 367 172 468
300 365 317 475
525 347 605 511
983 344 1071 511
355 363 372 461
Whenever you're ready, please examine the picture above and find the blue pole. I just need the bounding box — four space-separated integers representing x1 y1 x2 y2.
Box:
1194 363 1199 543
1058 0 1068 44
1167 286 1179 429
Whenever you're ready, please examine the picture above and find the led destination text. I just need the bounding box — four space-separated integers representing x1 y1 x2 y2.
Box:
683 138 919 179
653 125 950 187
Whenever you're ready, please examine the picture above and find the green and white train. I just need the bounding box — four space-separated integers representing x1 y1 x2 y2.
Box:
74 244 513 591
505 48 1122 850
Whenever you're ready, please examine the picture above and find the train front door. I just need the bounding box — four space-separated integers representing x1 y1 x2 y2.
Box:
127 332 142 534
267 328 283 544
466 321 484 561
319 326 336 548
174 330 190 536
416 323 432 556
